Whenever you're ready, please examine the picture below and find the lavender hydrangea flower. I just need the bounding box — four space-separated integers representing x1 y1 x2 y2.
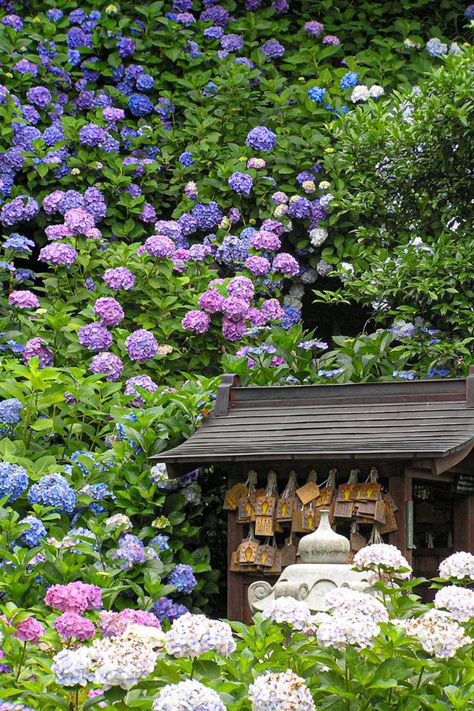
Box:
250 230 281 251
1 195 39 226
39 243 78 266
222 318 247 341
192 202 223 230
125 329 159 361
222 297 249 322
90 353 123 381
305 20 324 35
227 276 255 301
228 172 253 196
151 597 188 623
167 564 197 593
64 208 95 235
245 255 270 275
93 297 124 327
78 323 112 352
23 338 54 367
8 290 39 309
260 39 285 58
125 375 159 405
0 398 23 424
26 86 51 108
261 298 284 320
198 290 225 313
103 267 136 290
182 310 211 334
246 126 276 152
273 252 300 276
140 235 175 258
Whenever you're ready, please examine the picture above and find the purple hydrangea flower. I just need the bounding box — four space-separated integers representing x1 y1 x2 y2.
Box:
192 201 223 230
90 352 123 381
1 196 39 226
222 318 247 341
260 39 285 58
189 244 211 261
322 35 341 45
2 14 23 31
245 255 271 275
182 310 211 334
103 267 136 291
228 172 253 196
246 126 276 152
272 252 300 276
79 123 108 148
247 307 268 326
8 290 39 309
167 563 197 593
250 230 281 251
39 243 78 266
261 298 285 320
23 338 54 367
124 375 158 405
26 86 51 109
125 329 159 361
151 596 188 622
305 21 324 36
117 37 135 57
93 297 124 327
223 296 249 322
78 323 112 352
288 197 313 219
220 33 244 52
140 235 175 258
227 276 255 300
200 5 230 26
64 208 95 235
198 290 225 313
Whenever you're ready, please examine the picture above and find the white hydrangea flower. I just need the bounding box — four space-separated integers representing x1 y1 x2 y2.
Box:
152 679 226 711
124 623 166 647
398 610 469 659
309 227 328 248
274 204 288 218
261 596 312 630
89 633 157 689
316 611 381 649
301 268 318 284
351 85 370 102
289 283 305 299
353 543 412 578
439 552 474 582
52 647 94 687
150 463 169 484
434 586 474 622
104 513 132 531
302 180 316 194
323 588 389 623
319 193 334 208
165 613 236 658
369 84 385 98
283 295 303 309
249 670 315 711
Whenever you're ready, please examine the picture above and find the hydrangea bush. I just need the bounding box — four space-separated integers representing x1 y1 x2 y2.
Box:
0 547 472 709
0 0 472 706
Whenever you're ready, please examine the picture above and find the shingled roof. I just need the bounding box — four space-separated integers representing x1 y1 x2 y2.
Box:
152 370 474 470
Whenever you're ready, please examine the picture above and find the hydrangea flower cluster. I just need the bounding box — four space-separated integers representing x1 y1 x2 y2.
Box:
316 610 381 649
353 543 412 578
438 551 474 582
45 581 102 614
323 588 389 623
99 609 161 637
248 670 315 711
28 473 76 514
167 563 197 592
0 462 28 502
165 613 236 657
398 610 469 658
434 585 474 622
261 596 312 630
152 680 226 711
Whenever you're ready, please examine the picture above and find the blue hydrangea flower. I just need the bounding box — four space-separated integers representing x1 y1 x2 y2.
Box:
167 563 197 593
307 86 326 103
179 151 194 167
128 93 154 117
150 534 170 551
3 234 35 253
281 306 301 329
18 515 47 547
151 596 188 622
28 473 76 514
0 398 23 424
0 462 28 502
340 71 359 89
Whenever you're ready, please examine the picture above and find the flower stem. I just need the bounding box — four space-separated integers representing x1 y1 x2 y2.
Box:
14 641 27 684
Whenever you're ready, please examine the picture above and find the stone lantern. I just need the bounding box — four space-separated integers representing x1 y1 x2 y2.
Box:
248 510 371 614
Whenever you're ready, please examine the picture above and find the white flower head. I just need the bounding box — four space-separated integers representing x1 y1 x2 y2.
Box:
353 543 412 578
351 85 370 102
434 585 474 622
153 680 226 711
89 633 157 689
165 613 236 658
309 227 328 248
439 551 474 582
249 670 315 711
52 647 94 687
369 84 384 98
398 609 469 658
262 596 312 630
323 588 389 623
316 610 381 649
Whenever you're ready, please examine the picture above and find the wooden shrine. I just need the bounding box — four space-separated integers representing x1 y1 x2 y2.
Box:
152 369 474 623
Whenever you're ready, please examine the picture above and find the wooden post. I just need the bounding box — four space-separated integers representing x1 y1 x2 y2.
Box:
453 495 474 553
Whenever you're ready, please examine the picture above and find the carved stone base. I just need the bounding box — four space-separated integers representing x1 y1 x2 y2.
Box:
248 563 371 613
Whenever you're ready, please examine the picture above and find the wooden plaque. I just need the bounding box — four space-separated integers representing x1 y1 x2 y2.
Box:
281 540 297 566
237 497 255 524
334 501 354 518
224 483 248 510
296 482 320 505
276 497 295 522
255 515 274 537
317 487 335 506
302 507 320 530
374 500 387 524
255 545 275 567
254 495 276 517
238 540 259 564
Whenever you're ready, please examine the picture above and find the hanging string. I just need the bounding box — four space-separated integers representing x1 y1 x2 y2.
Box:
348 468 360 483
426 532 434 548
282 470 298 498
350 521 359 535
307 469 318 483
447 531 453 548
366 467 379 483
266 470 278 497
368 525 383 544
320 468 338 488
245 470 258 495
244 523 256 541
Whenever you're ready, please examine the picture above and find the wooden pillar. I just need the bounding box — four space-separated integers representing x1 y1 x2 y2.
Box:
388 472 413 563
453 495 474 553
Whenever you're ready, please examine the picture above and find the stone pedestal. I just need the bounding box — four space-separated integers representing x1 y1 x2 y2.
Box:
248 510 371 614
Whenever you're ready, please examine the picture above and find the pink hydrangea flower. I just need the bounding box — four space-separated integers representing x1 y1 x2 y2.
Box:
13 616 45 643
45 581 102 614
54 612 95 641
